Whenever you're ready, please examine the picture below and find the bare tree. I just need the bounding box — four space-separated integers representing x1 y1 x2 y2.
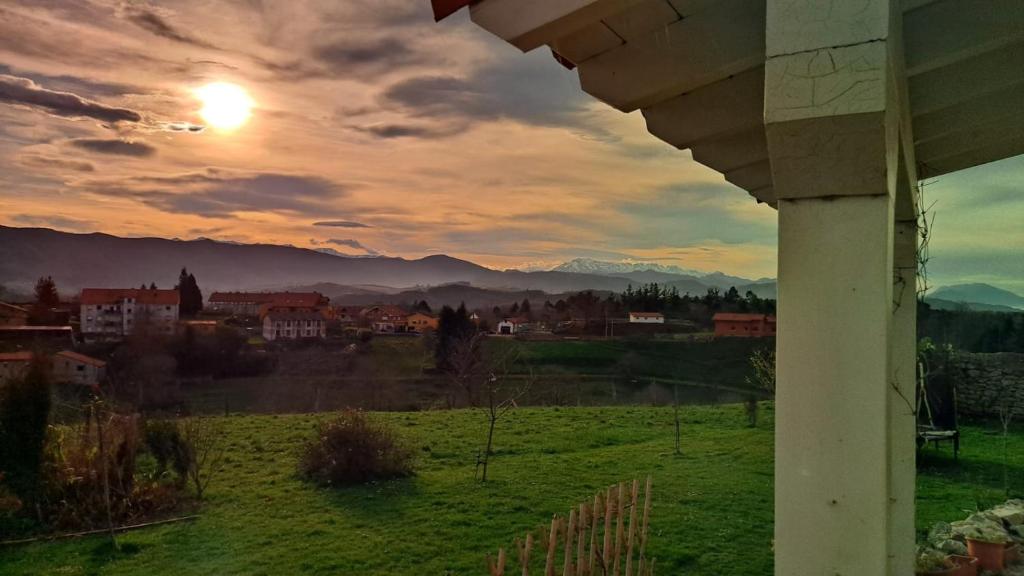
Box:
744 348 776 428
448 333 533 481
179 416 226 500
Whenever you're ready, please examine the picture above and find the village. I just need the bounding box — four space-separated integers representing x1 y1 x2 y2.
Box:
0 278 778 390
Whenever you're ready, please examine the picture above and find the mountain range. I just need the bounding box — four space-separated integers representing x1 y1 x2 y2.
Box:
0 226 773 301
1 227 1020 312
927 284 1024 311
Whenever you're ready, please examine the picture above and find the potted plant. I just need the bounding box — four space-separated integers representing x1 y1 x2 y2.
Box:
948 554 979 576
916 547 956 576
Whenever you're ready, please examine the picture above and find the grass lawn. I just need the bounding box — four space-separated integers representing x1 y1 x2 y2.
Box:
2 405 1021 575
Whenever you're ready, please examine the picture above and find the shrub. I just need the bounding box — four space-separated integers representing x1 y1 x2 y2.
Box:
299 410 414 486
144 420 192 486
0 354 52 510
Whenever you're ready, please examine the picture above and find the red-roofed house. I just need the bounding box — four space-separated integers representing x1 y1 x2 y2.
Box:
628 312 665 324
53 350 106 387
0 302 30 326
80 288 179 337
361 305 409 333
713 313 777 338
0 351 33 384
208 292 329 316
262 308 327 341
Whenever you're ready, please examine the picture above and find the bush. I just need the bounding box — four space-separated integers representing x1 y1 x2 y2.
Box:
144 420 192 486
299 410 414 486
0 354 52 510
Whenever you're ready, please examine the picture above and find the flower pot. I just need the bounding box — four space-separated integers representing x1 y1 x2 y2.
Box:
1006 543 1021 565
966 539 1006 572
916 564 957 576
949 555 979 576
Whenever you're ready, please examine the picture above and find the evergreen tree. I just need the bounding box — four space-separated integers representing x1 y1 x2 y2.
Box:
175 268 204 317
34 276 59 308
415 300 432 314
434 303 476 371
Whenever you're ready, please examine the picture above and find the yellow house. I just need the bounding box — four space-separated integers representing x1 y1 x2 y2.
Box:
406 312 438 332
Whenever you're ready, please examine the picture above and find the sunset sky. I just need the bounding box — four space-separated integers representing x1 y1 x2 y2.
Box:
0 1 1021 291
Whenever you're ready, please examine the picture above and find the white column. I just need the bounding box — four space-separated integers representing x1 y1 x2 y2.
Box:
765 1 913 573
775 194 895 575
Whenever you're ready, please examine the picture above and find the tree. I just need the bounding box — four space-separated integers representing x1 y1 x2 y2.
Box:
175 268 204 317
447 333 532 481
744 348 776 427
520 299 532 319
179 416 225 500
415 300 432 314
0 354 52 515
34 276 59 308
435 303 476 374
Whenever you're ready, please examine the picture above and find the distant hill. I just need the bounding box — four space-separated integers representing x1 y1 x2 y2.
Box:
0 226 642 296
0 226 779 302
924 297 1021 313
930 283 1024 311
291 282 574 311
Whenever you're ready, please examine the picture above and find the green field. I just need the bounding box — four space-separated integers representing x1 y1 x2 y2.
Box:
2 405 1020 575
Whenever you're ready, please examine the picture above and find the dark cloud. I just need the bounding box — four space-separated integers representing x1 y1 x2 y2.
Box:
17 154 95 172
0 74 142 124
121 6 217 49
79 170 349 218
351 122 466 139
312 36 431 78
325 238 378 255
12 213 95 231
378 50 591 136
70 138 156 157
313 220 371 228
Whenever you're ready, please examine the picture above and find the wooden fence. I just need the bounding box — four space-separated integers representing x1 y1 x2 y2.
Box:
487 478 654 576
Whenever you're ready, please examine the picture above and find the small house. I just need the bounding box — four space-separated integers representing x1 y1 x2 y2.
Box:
628 312 665 324
52 350 106 387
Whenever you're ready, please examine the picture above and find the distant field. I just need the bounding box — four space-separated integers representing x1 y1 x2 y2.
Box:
187 337 771 414
2 406 1019 576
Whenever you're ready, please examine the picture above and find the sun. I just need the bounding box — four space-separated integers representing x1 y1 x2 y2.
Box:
194 82 254 131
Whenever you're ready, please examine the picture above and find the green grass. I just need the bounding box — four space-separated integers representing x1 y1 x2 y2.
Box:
2 405 1021 575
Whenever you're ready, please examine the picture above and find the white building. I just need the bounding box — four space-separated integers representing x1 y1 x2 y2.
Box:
496 317 527 335
80 288 179 337
52 350 106 387
628 312 665 324
262 309 327 341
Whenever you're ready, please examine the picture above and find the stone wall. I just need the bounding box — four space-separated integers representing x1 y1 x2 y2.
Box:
951 352 1024 418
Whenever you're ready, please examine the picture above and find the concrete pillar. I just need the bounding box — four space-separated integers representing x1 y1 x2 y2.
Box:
889 216 918 576
775 194 895 575
765 1 914 574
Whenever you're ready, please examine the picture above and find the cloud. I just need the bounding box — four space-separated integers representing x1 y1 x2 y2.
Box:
313 220 372 228
324 238 378 255
377 50 592 136
69 138 156 157
0 74 142 124
313 36 432 79
78 170 350 219
351 122 466 139
12 213 95 231
120 5 217 49
17 154 95 172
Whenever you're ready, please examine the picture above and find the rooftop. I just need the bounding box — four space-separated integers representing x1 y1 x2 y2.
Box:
81 288 179 306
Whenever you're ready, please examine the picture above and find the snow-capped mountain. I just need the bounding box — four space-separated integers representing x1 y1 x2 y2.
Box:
550 257 706 277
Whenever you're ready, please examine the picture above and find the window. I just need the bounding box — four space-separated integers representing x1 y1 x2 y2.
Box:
76 365 84 372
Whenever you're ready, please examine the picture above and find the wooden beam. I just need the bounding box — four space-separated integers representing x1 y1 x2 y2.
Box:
577 0 765 111
919 134 1024 178
904 0 1024 77
690 128 769 173
908 41 1024 117
724 160 773 192
916 114 1024 165
470 0 640 52
913 83 1024 144
642 66 763 150
602 0 679 41
550 21 623 64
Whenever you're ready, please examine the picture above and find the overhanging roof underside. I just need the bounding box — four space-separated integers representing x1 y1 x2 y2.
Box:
438 0 1024 205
